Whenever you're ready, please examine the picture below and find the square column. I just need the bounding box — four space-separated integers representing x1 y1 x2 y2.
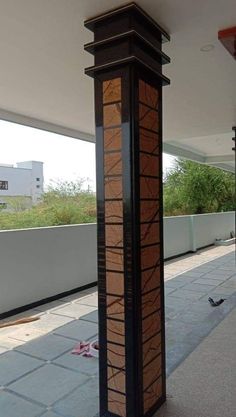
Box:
84 4 170 417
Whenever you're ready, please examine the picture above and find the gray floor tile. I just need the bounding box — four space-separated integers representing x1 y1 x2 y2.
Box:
192 278 222 287
9 364 89 406
54 320 98 341
54 352 98 376
218 266 235 271
198 273 229 282
165 306 179 320
179 271 205 278
216 266 235 271
54 377 99 417
0 390 44 417
211 286 236 296
166 320 194 342
16 333 76 361
228 274 236 280
52 304 97 320
177 274 205 282
164 287 176 295
79 310 98 324
210 268 235 276
220 278 236 288
204 272 235 280
182 283 216 293
165 280 186 289
200 293 233 303
166 340 196 376
178 308 213 324
0 351 43 386
165 296 192 311
38 412 61 417
168 289 203 300
192 266 215 273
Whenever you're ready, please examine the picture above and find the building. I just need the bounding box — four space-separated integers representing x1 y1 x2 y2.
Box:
0 161 43 209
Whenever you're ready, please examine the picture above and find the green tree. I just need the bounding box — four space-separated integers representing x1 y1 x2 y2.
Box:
164 159 235 216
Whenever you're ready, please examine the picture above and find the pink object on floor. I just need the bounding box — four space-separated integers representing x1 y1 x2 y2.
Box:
71 340 99 358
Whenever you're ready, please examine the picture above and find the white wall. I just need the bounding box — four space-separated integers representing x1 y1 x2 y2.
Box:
0 224 97 315
163 215 192 259
0 161 44 205
0 211 234 315
17 161 44 203
193 212 235 249
0 165 32 198
163 211 235 259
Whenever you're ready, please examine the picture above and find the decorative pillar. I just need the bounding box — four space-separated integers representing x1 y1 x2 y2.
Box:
84 4 170 417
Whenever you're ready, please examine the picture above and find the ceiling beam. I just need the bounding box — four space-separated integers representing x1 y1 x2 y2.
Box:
205 154 235 164
164 143 235 172
211 163 235 173
0 109 234 173
0 108 95 144
163 143 205 163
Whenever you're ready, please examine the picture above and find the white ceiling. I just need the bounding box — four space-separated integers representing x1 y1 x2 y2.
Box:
0 0 235 171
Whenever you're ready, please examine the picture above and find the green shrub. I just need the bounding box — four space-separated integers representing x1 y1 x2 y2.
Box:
0 179 97 231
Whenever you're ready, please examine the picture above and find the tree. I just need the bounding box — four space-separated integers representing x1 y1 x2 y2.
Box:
164 159 235 216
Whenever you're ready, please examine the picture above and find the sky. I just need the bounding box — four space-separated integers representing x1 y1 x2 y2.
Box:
0 120 176 191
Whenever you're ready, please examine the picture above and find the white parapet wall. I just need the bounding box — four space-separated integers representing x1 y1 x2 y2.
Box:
163 215 192 259
193 212 235 249
0 211 234 315
164 211 235 259
0 224 97 315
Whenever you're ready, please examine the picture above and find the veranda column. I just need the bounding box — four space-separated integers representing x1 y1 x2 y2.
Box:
84 4 170 417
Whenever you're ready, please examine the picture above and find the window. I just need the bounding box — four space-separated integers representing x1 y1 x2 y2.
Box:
0 181 8 190
36 185 40 188
36 178 40 181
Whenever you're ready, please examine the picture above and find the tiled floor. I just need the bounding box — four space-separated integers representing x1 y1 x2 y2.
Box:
159 307 236 417
0 245 235 417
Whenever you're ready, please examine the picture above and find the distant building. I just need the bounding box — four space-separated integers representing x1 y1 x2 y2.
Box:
0 161 44 209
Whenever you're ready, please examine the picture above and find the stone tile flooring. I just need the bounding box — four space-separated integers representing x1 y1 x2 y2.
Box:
0 245 235 417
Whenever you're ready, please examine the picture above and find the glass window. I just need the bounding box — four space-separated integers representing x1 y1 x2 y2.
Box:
0 181 8 190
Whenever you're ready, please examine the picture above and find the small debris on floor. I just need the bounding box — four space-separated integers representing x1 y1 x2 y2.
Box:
208 297 226 307
71 340 99 358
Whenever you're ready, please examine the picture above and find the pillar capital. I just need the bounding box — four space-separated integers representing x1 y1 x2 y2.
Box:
84 2 170 84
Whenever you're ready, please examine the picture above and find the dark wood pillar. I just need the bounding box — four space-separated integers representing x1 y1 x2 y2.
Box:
84 4 170 417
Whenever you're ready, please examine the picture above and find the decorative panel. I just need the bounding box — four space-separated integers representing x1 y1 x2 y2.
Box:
103 77 127 415
139 79 164 415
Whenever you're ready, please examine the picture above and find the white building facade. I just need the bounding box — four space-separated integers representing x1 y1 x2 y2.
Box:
0 161 44 209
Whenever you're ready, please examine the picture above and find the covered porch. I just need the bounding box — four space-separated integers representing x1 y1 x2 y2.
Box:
0 1 235 417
